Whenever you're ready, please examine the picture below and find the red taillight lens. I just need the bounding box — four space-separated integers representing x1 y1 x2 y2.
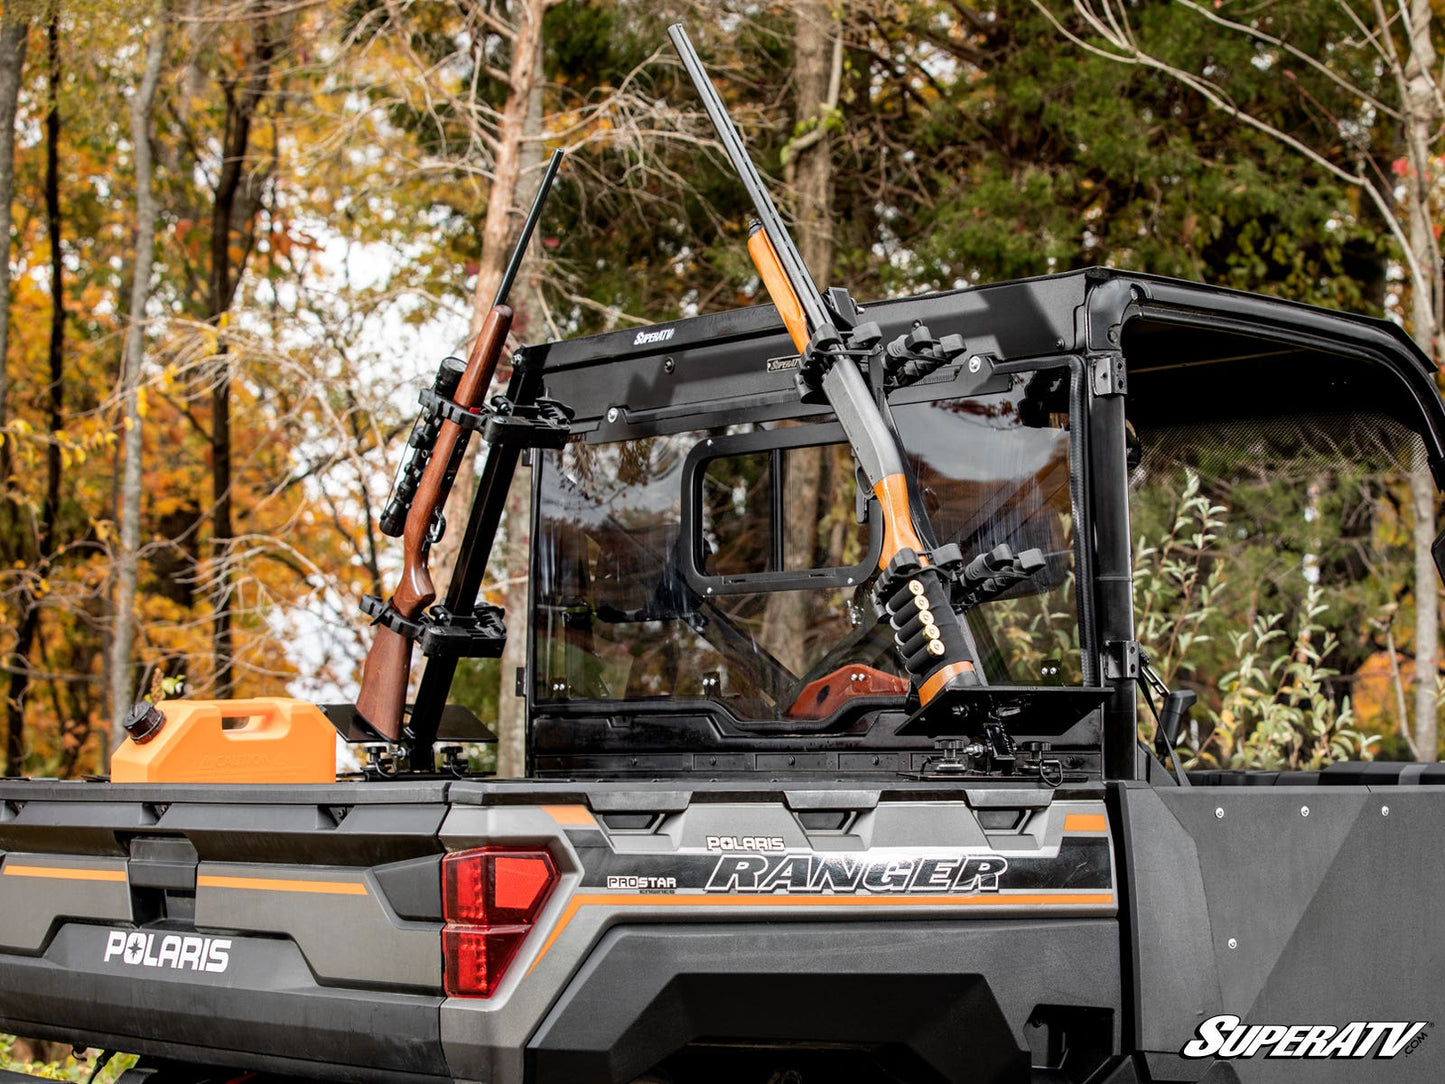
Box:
442 926 528 998
442 848 558 997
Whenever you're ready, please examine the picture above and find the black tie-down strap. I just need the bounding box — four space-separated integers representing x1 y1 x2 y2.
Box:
360 594 506 660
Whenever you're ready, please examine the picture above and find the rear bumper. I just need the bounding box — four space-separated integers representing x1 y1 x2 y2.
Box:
508 917 1121 1084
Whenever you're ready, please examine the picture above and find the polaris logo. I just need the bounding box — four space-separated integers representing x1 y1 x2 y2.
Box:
705 835 786 852
1182 1014 1429 1059
102 930 231 973
633 327 675 346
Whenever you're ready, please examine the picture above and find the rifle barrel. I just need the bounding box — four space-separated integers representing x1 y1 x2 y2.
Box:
492 148 564 310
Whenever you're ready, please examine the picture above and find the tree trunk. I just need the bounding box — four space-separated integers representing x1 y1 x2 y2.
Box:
109 4 168 755
785 0 842 285
758 0 840 677
1402 0 1441 761
431 0 548 607
414 0 547 775
208 4 277 699
494 25 548 779
0 13 28 485
0 18 29 766
1411 460 1438 758
6 10 65 776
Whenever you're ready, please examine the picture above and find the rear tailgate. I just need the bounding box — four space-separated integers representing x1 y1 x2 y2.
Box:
0 779 450 1083
437 779 1120 1084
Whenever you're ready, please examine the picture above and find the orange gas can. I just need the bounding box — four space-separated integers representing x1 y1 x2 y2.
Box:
110 698 337 784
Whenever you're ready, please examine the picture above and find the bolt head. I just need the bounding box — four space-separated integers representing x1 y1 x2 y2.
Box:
968 356 983 374
1300 805 1310 817
1228 937 1238 950
1382 805 1391 817
606 407 619 423
1214 807 1224 819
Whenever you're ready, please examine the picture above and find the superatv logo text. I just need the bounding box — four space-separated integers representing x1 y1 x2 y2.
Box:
633 327 674 346
705 853 1006 894
102 930 231 974
1182 1014 1429 1060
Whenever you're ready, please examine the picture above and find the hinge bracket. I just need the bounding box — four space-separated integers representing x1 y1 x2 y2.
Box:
1104 639 1141 681
1090 352 1127 397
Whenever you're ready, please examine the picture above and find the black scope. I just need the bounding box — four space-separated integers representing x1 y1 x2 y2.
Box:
379 356 469 537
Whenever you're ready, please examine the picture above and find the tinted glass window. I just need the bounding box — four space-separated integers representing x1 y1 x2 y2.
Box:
533 369 1081 724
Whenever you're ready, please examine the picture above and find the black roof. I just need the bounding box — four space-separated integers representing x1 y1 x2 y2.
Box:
521 268 1445 471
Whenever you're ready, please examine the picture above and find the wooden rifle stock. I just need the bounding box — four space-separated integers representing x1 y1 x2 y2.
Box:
355 305 513 740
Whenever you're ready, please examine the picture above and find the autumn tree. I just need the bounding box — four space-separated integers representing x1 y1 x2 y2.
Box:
109 0 167 748
1034 0 1443 758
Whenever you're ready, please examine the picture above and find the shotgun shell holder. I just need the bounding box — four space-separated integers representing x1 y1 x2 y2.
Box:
879 563 976 690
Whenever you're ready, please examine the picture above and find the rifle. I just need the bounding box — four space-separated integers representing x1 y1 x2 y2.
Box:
668 26 1044 733
355 149 563 742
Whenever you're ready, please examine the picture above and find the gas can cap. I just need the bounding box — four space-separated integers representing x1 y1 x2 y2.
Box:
124 701 166 745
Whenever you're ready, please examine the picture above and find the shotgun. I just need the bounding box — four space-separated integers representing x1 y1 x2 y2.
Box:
355 149 563 742
668 26 1042 727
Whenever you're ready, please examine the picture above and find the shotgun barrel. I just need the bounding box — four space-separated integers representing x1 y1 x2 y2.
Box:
667 25 985 718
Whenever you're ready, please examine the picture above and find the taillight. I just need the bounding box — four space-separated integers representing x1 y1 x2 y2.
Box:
442 847 558 997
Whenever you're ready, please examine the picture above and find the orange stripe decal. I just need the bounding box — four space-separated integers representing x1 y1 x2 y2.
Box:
197 874 368 896
1064 813 1108 833
542 805 597 827
2 864 126 883
526 890 1115 975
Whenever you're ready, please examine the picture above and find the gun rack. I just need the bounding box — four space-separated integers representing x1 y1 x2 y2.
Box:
356 353 571 768
895 685 1113 739
322 702 498 744
359 596 506 660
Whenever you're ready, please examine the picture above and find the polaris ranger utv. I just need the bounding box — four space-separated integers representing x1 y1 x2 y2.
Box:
4 29 1445 1084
